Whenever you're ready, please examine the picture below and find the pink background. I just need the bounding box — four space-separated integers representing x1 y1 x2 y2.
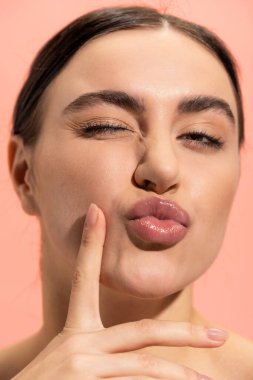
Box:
0 0 253 349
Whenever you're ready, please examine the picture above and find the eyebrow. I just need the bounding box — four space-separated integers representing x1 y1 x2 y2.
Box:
63 89 235 126
178 95 235 125
63 89 145 116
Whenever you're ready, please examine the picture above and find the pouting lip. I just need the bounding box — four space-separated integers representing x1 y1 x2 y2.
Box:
125 196 190 227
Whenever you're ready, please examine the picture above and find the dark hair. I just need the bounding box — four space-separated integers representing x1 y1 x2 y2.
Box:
12 5 244 147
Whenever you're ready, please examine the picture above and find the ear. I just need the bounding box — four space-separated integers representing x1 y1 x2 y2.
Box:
8 135 39 216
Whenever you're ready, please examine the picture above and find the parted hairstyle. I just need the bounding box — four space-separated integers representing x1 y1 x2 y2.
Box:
12 5 244 147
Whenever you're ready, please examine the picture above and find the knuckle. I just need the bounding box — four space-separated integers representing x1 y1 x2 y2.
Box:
81 232 93 247
182 366 200 380
64 353 85 372
61 332 96 355
136 318 155 336
71 267 85 289
136 353 159 370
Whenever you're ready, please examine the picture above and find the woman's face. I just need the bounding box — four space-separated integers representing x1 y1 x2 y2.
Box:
28 28 240 298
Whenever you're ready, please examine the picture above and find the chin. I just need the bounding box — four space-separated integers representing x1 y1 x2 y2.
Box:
100 260 185 300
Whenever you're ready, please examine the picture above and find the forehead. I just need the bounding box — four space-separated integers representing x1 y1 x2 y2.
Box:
44 27 238 123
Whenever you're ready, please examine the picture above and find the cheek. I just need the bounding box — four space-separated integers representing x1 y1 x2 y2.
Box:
34 142 134 257
190 159 239 225
184 154 240 267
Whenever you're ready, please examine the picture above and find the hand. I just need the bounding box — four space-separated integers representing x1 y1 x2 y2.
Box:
13 203 225 380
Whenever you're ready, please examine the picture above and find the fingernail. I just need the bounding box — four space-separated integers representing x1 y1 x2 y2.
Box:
199 375 213 380
207 328 229 342
85 203 98 228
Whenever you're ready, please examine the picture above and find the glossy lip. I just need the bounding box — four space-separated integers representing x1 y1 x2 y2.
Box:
125 196 190 227
124 196 190 247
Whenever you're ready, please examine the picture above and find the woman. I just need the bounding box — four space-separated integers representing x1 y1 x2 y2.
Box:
1 5 253 379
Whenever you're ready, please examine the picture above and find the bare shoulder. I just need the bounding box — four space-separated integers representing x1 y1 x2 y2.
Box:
213 329 253 379
193 310 253 379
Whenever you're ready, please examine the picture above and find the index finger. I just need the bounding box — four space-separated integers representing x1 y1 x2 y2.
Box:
64 203 106 333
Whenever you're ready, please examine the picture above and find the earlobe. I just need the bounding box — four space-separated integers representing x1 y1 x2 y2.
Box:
8 135 39 216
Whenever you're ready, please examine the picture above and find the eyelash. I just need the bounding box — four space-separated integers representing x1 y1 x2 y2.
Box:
72 121 224 150
179 129 224 149
79 122 129 135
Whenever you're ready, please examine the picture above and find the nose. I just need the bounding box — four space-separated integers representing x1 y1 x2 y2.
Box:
133 136 180 195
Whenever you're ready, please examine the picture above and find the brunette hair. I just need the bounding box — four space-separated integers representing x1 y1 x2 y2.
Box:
12 5 244 146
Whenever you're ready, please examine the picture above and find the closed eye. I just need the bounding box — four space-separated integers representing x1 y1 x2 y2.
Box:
67 120 133 137
81 124 130 135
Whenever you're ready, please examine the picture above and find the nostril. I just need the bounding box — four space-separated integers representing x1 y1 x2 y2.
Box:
143 179 156 191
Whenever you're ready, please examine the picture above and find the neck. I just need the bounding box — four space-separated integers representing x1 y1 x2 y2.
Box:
99 284 194 327
38 270 194 346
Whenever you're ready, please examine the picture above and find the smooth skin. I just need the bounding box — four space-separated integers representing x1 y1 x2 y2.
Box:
1 204 252 379
7 204 226 380
1 28 253 379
